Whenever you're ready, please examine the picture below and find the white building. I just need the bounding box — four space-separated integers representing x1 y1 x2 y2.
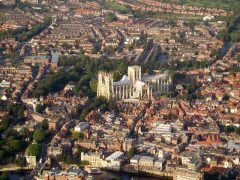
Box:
138 156 155 170
25 155 37 167
203 15 214 21
81 151 124 171
130 155 141 167
150 122 172 134
104 151 124 170
81 152 103 168
74 122 89 132
0 80 11 88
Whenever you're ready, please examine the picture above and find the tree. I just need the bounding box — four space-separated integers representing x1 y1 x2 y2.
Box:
230 32 240 42
4 128 19 139
91 96 110 111
19 127 32 139
78 160 89 168
27 144 41 158
236 55 240 67
90 80 97 93
216 29 230 42
15 156 27 168
222 93 230 101
65 155 72 164
172 72 186 83
0 172 9 180
33 68 84 98
62 43 72 49
0 150 6 164
216 16 240 42
91 46 98 54
235 127 240 135
35 104 46 113
41 119 49 130
127 147 137 159
7 103 25 118
80 108 90 120
70 129 83 141
108 99 117 112
210 49 219 58
117 62 127 75
104 46 116 54
55 153 80 164
113 71 122 81
106 13 117 22
6 137 21 152
224 125 235 134
0 118 10 133
33 129 45 143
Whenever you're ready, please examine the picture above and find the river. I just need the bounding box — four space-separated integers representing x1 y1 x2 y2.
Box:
9 170 171 180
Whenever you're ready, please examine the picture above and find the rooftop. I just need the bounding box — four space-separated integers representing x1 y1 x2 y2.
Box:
113 75 132 86
139 156 154 162
131 155 141 161
142 74 168 81
105 151 124 161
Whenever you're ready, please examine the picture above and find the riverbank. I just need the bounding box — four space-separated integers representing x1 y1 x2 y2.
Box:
8 170 172 180
0 165 34 172
4 164 173 180
104 168 173 180
93 170 172 180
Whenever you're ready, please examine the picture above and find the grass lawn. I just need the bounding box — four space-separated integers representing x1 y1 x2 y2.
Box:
105 1 132 13
156 0 240 11
153 12 203 21
105 1 203 21
134 10 203 21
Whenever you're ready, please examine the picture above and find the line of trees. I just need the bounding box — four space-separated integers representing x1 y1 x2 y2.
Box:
216 16 240 42
0 101 52 164
0 103 29 165
32 67 84 98
224 125 240 135
26 119 49 158
80 96 117 120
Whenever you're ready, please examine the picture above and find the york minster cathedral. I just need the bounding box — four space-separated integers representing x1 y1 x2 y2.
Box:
97 65 172 100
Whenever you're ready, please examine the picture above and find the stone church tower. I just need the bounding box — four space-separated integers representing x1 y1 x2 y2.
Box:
97 71 114 100
128 65 141 84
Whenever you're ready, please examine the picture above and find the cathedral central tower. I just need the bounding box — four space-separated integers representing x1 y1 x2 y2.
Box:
127 65 141 85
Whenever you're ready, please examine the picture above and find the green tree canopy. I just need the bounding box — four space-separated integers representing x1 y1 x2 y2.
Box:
35 104 46 113
70 129 84 141
127 147 138 159
6 137 22 152
26 144 41 158
224 125 235 134
106 13 117 22
15 156 27 168
41 119 49 131
0 172 9 180
33 129 46 143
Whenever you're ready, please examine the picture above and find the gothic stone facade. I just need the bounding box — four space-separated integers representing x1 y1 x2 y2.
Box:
97 65 172 100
